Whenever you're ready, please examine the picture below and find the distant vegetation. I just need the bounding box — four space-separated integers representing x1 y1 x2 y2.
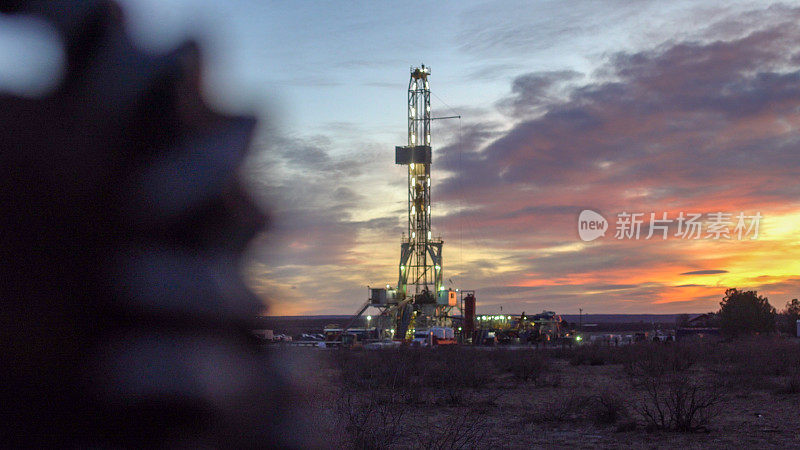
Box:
316 337 800 447
718 288 777 336
714 288 800 338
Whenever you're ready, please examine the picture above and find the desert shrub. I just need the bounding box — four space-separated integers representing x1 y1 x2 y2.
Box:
634 375 722 432
702 337 800 391
626 344 723 431
567 344 609 366
331 347 500 407
775 375 800 396
423 347 496 389
415 412 488 450
591 389 628 425
331 349 414 391
523 393 592 424
338 391 405 449
490 350 548 383
623 342 699 378
615 420 637 432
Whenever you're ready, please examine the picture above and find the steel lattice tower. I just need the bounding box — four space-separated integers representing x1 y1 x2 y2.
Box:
393 65 451 332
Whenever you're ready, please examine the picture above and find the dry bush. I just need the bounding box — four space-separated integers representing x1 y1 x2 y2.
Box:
521 390 627 427
635 375 722 432
623 343 698 377
330 349 413 391
626 344 723 432
490 350 549 383
429 348 496 405
523 393 592 424
701 337 800 392
567 345 608 366
415 412 488 450
329 348 498 407
428 348 496 389
591 389 628 425
775 375 800 396
337 390 405 449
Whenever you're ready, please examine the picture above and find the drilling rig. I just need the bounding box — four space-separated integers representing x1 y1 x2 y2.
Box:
364 65 460 340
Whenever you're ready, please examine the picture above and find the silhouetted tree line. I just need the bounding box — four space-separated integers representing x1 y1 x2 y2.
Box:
712 288 800 337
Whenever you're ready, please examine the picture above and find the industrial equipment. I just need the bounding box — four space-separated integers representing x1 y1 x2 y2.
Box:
344 65 470 341
473 311 567 345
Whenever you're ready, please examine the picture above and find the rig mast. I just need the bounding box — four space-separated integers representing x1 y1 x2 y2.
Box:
392 65 455 335
396 65 441 300
361 65 458 341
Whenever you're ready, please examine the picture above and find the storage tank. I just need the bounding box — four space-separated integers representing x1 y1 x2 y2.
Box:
464 293 476 342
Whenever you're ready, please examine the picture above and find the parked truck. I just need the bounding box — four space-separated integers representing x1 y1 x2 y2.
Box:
412 327 457 347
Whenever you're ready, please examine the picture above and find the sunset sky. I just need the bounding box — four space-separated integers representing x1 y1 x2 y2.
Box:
108 0 800 315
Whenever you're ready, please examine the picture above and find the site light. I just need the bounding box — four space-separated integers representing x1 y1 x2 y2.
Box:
576 336 583 341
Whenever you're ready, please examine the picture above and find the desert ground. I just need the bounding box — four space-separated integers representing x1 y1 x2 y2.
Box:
279 338 800 449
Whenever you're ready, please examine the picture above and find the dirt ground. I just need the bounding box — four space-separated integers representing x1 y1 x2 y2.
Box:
282 341 800 449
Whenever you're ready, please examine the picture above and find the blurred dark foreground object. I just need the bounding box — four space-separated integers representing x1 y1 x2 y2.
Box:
0 1 314 447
